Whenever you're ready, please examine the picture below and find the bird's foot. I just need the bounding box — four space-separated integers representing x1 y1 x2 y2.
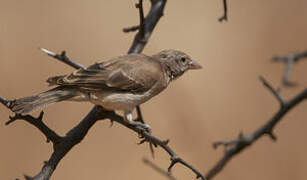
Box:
130 120 151 133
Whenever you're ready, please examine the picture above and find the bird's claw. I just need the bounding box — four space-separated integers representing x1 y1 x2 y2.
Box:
130 120 151 133
142 123 151 133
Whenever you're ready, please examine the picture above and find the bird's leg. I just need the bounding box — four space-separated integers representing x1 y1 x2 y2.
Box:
124 110 155 157
124 110 151 132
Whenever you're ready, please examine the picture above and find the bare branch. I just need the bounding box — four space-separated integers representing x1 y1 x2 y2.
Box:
6 106 105 180
218 0 228 22
6 111 62 144
40 48 85 70
213 132 247 149
127 0 167 54
96 108 206 180
136 0 145 38
272 50 307 87
123 0 145 34
259 76 285 107
204 77 307 179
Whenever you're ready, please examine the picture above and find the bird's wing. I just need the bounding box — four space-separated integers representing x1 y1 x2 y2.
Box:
47 54 163 93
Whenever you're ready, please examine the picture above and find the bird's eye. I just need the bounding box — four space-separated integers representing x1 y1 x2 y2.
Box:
181 57 186 63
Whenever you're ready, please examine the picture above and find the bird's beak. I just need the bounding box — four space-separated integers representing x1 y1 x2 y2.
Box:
188 60 202 70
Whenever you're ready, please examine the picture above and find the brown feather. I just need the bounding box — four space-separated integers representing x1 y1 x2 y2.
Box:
46 54 165 93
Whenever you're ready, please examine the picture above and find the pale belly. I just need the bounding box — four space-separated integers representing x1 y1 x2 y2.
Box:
89 92 154 111
72 80 168 111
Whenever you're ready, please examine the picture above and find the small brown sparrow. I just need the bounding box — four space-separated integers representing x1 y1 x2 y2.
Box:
2 50 202 129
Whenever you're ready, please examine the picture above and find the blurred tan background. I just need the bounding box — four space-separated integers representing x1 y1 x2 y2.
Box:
1 0 307 179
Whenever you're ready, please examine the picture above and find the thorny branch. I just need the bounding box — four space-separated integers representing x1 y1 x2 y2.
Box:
3 0 205 180
96 107 205 180
124 74 307 180
127 0 167 54
204 76 307 179
272 50 307 87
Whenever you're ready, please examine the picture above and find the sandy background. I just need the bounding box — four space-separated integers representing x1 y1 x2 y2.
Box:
0 0 307 179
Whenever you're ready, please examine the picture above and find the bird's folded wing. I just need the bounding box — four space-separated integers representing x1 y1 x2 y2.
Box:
47 54 162 93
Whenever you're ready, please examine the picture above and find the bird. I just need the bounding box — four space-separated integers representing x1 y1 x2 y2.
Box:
1 50 202 129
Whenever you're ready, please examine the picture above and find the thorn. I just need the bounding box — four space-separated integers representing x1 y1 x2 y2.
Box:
259 75 266 85
38 111 44 121
138 139 147 145
6 115 16 125
60 51 66 57
149 142 155 159
238 132 244 139
212 142 219 149
167 162 174 172
109 119 114 127
153 142 158 148
162 139 170 145
123 25 140 33
168 156 179 172
268 131 277 141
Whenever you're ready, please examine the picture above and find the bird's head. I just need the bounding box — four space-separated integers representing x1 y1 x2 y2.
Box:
154 49 202 80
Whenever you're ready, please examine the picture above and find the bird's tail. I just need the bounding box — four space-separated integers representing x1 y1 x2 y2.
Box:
6 86 78 114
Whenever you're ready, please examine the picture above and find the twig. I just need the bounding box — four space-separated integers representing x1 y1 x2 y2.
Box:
122 0 145 33
123 25 140 33
127 0 167 54
272 50 307 87
218 0 228 22
136 0 145 38
204 76 307 179
259 76 285 107
6 112 62 144
40 48 85 70
11 106 104 180
97 108 206 180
